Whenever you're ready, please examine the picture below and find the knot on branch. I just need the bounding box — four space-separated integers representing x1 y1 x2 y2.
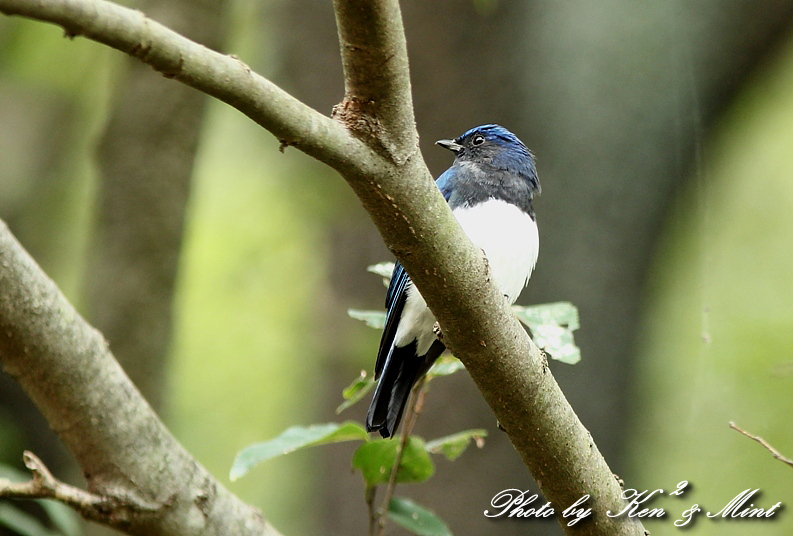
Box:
332 95 380 138
332 95 415 165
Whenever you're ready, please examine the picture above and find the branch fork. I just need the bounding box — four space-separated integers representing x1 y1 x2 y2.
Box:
0 451 160 525
0 0 646 534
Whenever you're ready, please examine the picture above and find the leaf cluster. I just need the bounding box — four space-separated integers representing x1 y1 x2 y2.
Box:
230 264 581 535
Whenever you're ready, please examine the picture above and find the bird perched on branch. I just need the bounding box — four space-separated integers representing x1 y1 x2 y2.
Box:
365 124 541 438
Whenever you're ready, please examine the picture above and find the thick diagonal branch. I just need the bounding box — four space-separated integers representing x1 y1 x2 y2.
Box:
0 221 280 536
0 1 647 534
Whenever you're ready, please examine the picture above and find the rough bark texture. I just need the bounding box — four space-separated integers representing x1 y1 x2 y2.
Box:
272 1 793 534
0 0 670 534
87 0 229 413
0 221 281 536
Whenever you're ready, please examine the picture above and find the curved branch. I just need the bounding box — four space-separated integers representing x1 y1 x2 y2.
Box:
0 451 155 523
333 0 417 163
0 1 647 534
0 0 374 176
0 221 280 535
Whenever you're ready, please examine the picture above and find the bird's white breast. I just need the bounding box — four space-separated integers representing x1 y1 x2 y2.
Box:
394 199 539 355
452 199 539 302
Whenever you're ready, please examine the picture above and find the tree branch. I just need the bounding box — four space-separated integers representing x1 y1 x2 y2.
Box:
0 1 647 534
333 0 417 163
0 0 373 176
0 221 280 535
0 451 157 523
730 422 793 469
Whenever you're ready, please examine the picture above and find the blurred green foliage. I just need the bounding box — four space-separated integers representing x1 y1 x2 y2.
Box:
168 101 326 535
1 1 792 535
149 1 352 534
226 361 491 535
387 496 452 536
0 18 115 301
628 34 793 536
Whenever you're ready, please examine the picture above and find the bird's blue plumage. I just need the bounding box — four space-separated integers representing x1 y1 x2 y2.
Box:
374 262 409 378
366 124 541 438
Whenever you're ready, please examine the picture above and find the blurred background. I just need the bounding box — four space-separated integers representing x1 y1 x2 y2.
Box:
1 0 792 535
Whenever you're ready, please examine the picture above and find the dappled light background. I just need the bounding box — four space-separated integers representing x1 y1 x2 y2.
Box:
1 1 792 535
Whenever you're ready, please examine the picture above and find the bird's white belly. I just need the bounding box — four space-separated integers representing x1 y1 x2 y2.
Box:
453 199 539 302
394 199 539 354
394 284 437 355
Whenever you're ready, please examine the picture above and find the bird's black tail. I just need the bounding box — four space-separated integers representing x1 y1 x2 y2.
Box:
366 341 445 438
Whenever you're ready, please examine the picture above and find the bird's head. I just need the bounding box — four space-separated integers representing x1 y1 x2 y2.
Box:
436 124 540 196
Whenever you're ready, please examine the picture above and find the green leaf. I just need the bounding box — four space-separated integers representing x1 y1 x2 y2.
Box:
0 502 61 536
367 262 396 280
513 302 581 364
427 356 465 377
425 429 487 461
513 301 580 330
352 437 434 487
231 421 368 480
531 324 581 364
336 371 376 414
347 308 386 329
387 496 452 536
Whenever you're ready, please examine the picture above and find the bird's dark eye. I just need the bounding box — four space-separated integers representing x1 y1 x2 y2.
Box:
472 134 485 146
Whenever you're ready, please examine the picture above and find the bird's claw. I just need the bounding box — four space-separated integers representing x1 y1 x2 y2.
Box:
432 321 444 340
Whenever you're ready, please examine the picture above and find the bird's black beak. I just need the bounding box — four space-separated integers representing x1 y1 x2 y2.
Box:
436 139 463 154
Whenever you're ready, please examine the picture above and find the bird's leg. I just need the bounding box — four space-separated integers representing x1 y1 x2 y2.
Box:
432 321 444 340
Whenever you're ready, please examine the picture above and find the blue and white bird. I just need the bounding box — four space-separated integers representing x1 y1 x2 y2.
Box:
365 124 541 438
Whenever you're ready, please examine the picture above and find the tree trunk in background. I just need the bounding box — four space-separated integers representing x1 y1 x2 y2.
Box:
86 0 229 414
0 35 94 492
272 1 793 534
518 0 793 468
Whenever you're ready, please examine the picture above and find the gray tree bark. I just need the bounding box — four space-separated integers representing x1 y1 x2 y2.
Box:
11 0 786 534
0 220 282 536
271 1 793 534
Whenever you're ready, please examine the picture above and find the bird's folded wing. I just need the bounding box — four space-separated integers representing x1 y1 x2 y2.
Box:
374 261 410 378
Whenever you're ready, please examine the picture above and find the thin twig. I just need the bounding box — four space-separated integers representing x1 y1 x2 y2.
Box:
405 377 429 433
0 452 106 508
0 451 165 524
365 485 378 536
729 422 793 469
375 376 428 536
0 451 143 522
